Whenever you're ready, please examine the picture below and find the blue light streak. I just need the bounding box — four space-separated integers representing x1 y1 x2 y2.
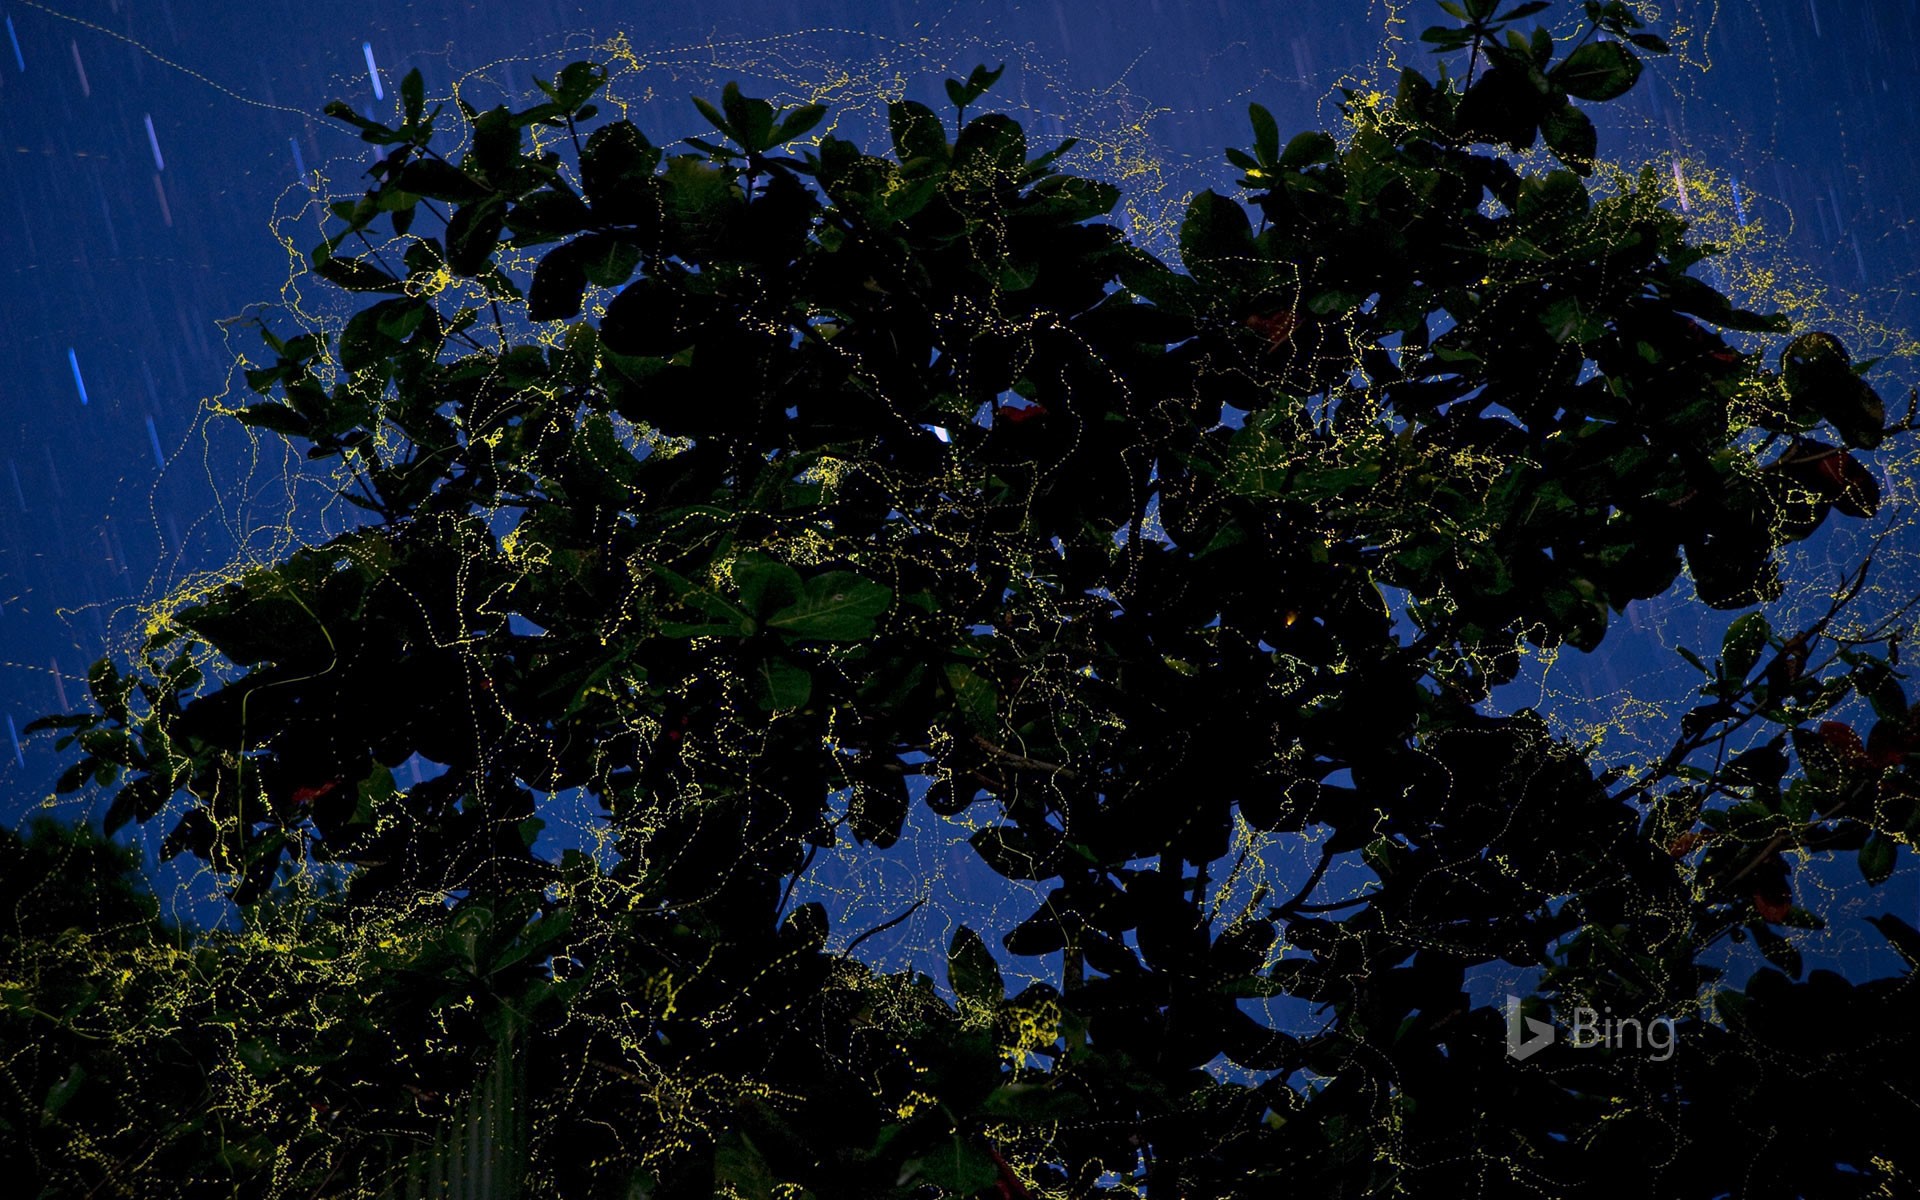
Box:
144 113 165 171
68 349 89 406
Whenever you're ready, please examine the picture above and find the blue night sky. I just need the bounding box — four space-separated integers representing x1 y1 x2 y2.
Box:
2 0 1918 1000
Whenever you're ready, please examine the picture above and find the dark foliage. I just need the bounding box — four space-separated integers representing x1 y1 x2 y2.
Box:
13 3 1920 1196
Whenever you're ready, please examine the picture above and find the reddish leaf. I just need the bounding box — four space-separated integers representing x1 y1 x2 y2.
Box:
291 779 342 807
1818 720 1868 765
1867 720 1908 769
1765 633 1809 687
1245 309 1296 352
1782 443 1880 518
1666 831 1707 858
1752 889 1792 923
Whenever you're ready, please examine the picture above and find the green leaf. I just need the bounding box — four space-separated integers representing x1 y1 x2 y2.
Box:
1180 189 1253 271
508 187 594 244
753 657 812 712
945 63 1006 112
1721 612 1770 681
1278 130 1337 170
970 826 1058 880
948 925 1003 1006
907 1137 999 1195
313 253 407 293
1531 24 1555 64
397 159 490 203
1775 905 1825 931
952 112 1027 181
764 572 891 640
773 103 827 145
653 564 753 629
340 296 427 373
888 100 950 164
400 68 425 124
942 664 998 729
490 908 574 974
236 404 312 439
1867 913 1920 971
720 82 776 152
690 93 734 141
1421 25 1473 48
1752 923 1802 979
41 1063 86 1123
980 1081 1092 1122
581 121 662 213
714 1132 778 1200
1540 104 1597 173
445 194 508 276
732 552 806 618
1551 41 1642 101
528 244 589 321
1860 833 1898 886
1248 102 1279 165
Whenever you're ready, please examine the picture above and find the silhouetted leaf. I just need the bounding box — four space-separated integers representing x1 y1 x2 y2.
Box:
948 925 1003 1006
1552 41 1641 101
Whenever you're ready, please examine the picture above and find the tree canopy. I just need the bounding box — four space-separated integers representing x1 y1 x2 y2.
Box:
11 2 1920 1196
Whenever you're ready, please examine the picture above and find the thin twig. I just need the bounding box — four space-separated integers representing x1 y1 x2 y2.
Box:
776 842 819 924
1287 895 1375 914
840 895 928 959
1609 550 1880 811
970 734 1079 778
1272 842 1337 917
1724 790 1857 889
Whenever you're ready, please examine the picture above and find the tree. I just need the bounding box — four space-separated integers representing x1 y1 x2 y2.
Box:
16 1 1920 1195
